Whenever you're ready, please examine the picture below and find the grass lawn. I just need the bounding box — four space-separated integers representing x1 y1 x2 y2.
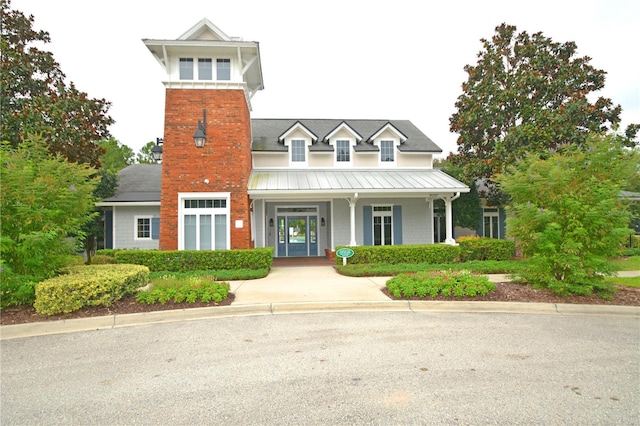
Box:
605 276 640 288
610 255 640 271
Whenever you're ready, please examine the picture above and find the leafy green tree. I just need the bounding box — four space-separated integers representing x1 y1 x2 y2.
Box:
449 23 636 204
0 0 113 168
99 137 134 172
496 134 636 297
82 170 119 264
434 158 481 229
0 137 99 306
137 140 161 164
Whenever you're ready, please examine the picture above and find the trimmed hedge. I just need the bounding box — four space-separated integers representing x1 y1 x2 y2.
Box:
386 270 495 298
458 237 516 262
34 264 149 316
113 247 274 272
335 244 460 265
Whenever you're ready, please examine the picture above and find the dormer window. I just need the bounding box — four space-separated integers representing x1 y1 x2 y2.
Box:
291 140 306 162
198 58 212 80
217 59 231 80
336 140 350 162
381 140 395 162
179 58 194 80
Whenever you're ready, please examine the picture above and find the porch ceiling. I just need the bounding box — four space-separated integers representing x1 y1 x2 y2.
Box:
248 169 469 199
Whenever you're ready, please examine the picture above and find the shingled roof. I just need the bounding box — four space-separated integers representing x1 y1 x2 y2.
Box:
100 164 161 203
251 119 442 153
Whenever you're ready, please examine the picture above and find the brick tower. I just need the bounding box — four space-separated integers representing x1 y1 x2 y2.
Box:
144 19 263 250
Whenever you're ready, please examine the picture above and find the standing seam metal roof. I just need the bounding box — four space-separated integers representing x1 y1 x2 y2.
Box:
248 169 469 194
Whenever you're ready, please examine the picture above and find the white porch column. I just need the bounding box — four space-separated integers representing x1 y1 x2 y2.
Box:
443 192 460 245
348 193 358 246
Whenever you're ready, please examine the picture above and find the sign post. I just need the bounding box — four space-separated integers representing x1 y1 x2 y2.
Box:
335 247 355 266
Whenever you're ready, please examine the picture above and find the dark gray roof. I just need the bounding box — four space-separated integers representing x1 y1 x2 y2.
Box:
101 164 161 203
251 119 442 153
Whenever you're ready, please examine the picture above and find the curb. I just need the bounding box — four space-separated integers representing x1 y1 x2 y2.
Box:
1 301 638 340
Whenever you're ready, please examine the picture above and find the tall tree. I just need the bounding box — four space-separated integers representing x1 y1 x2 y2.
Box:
99 137 135 172
434 158 481 230
449 23 636 203
0 0 113 168
137 140 161 164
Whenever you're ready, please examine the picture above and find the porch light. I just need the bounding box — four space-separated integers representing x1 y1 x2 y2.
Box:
321 218 325 227
151 138 163 162
193 109 207 148
269 218 274 227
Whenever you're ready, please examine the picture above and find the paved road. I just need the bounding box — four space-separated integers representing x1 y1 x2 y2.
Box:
1 311 639 425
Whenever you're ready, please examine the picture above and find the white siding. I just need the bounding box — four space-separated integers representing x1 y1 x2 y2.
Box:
400 198 432 244
113 205 160 250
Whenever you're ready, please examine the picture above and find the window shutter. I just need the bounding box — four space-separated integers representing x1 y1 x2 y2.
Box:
393 205 403 245
105 208 113 249
499 208 506 239
363 206 372 246
151 217 160 240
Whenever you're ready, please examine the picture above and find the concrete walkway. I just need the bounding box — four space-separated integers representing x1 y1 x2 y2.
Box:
1 266 639 340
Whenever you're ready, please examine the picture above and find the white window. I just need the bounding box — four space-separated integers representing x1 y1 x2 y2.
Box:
380 140 394 162
198 58 212 80
291 139 306 162
483 208 500 239
336 140 350 162
373 206 393 246
135 217 151 240
217 58 231 80
179 58 193 80
179 194 230 250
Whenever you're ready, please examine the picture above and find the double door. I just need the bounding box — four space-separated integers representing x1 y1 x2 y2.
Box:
277 215 318 257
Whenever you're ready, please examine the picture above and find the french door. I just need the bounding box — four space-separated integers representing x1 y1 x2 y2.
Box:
276 215 318 256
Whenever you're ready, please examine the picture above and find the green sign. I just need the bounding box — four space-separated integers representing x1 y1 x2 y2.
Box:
336 248 355 258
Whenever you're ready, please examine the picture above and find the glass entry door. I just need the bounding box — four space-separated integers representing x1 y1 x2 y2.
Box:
276 215 318 256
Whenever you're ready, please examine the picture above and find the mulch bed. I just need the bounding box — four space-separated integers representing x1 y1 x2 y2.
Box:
1 283 638 327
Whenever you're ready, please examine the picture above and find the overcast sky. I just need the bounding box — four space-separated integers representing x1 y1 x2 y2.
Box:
11 0 640 158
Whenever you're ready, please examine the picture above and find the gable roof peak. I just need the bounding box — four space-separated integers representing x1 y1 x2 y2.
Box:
178 18 237 42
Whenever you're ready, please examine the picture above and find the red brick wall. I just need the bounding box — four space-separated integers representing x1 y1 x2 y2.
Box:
159 89 253 250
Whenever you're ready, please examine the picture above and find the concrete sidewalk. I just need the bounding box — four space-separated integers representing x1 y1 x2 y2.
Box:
230 266 390 304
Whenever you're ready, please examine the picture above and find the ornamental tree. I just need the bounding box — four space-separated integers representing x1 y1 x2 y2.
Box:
0 137 98 281
449 23 636 203
496 134 637 297
0 0 113 168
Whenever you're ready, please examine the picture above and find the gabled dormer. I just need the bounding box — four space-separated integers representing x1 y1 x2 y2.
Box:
323 121 363 166
364 122 408 166
143 18 264 105
279 121 318 166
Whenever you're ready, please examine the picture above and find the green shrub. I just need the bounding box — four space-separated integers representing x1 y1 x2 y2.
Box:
89 254 118 264
95 249 125 258
386 270 495 298
136 276 230 305
458 237 516 261
0 262 39 308
114 247 273 272
336 244 460 265
34 264 149 315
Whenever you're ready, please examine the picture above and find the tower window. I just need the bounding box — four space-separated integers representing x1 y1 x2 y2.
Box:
198 58 212 80
179 58 194 80
217 59 231 81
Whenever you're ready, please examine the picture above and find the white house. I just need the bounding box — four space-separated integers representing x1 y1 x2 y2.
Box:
98 19 469 257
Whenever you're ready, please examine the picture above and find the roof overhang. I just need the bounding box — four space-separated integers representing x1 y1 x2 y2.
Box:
248 169 469 199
